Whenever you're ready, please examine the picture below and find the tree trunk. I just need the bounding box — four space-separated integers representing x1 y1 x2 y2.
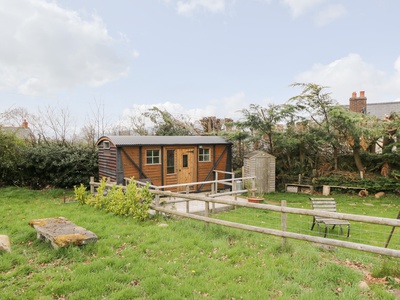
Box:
382 136 394 154
333 145 338 171
353 147 365 173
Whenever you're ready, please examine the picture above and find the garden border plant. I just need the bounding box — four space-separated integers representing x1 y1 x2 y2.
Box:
74 177 154 221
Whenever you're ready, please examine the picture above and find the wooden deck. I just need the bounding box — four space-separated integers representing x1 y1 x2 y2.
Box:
153 193 249 216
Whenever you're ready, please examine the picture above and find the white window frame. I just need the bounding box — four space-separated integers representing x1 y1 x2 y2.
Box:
198 147 211 162
146 149 161 165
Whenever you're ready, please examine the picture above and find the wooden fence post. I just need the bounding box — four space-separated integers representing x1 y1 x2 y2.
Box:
385 211 400 248
215 171 218 194
281 200 287 247
233 178 237 201
185 185 190 213
205 200 210 228
90 177 94 194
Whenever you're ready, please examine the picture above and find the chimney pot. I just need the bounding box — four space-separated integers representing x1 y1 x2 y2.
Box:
360 91 365 98
352 92 357 98
22 119 28 128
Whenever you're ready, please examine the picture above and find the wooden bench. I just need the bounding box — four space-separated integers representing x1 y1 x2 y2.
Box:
29 217 97 249
310 197 350 238
322 185 365 195
285 183 314 194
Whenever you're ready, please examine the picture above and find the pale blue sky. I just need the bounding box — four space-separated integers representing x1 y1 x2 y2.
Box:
1 0 400 128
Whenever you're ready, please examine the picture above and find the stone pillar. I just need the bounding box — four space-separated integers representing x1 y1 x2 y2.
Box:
322 185 331 196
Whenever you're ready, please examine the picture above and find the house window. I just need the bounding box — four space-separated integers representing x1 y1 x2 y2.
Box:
167 150 175 174
198 148 210 162
146 150 160 164
103 141 110 150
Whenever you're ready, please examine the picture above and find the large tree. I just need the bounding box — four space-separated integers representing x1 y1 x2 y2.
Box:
237 103 290 154
224 130 250 170
329 105 381 175
377 112 400 177
144 107 195 136
289 83 341 171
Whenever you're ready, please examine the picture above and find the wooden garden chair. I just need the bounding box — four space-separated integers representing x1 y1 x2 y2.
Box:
310 197 350 238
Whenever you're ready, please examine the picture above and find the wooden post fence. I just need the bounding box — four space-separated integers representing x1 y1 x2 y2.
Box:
281 200 287 247
149 189 400 258
89 178 400 258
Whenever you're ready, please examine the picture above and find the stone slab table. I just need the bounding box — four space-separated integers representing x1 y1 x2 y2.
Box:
29 217 97 249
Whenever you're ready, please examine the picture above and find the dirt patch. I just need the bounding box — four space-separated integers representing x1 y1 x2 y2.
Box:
332 257 400 298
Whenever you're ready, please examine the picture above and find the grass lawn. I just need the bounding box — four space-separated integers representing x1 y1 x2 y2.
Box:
1 187 400 299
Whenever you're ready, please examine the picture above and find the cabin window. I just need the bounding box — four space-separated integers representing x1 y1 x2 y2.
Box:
146 150 160 164
198 148 210 162
182 154 188 168
167 150 175 174
103 141 110 150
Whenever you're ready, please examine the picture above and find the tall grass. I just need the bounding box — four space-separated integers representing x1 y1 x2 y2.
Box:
0 187 399 299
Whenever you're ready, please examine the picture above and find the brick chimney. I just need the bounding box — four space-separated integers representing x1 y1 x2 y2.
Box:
349 91 367 114
22 119 28 128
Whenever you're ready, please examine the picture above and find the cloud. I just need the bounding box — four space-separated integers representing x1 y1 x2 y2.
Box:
121 92 249 129
165 0 226 16
280 0 347 25
315 4 347 26
0 0 131 96
295 53 400 103
189 92 250 120
394 57 400 73
280 0 325 18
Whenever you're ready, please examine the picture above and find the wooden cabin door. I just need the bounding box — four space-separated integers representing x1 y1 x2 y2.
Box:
177 148 195 191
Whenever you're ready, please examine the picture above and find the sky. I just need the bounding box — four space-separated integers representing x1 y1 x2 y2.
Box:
1 0 400 129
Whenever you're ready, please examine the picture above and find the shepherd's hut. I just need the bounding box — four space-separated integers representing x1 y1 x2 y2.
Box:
96 135 232 192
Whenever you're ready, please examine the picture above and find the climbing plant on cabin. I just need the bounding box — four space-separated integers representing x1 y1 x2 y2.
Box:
74 177 154 221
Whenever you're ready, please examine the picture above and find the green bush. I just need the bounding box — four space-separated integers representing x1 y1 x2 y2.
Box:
74 183 88 205
76 178 154 221
0 134 98 189
0 131 27 186
315 175 400 194
23 142 98 188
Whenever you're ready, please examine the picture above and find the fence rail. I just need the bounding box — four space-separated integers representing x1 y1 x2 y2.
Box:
122 172 256 200
88 177 400 258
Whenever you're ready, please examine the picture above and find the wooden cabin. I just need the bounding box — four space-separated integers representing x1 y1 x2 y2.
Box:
96 136 232 192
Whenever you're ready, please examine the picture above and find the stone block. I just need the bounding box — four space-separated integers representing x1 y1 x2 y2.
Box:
0 235 11 253
29 217 97 249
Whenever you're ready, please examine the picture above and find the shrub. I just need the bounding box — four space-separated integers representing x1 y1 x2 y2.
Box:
74 183 89 205
0 131 27 186
76 178 154 221
315 175 400 194
23 142 98 188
